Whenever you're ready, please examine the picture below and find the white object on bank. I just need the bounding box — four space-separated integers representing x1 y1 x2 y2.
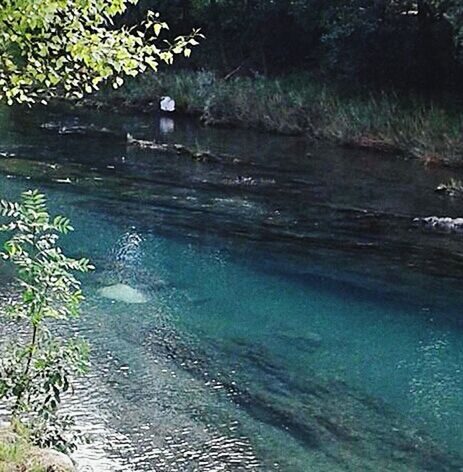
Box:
160 96 175 112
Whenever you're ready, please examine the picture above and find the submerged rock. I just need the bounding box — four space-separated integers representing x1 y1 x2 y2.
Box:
220 339 463 471
277 331 322 352
98 283 148 304
144 328 463 471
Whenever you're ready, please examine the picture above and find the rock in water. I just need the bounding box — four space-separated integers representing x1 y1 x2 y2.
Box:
414 216 463 232
31 448 76 472
98 283 148 304
160 96 175 112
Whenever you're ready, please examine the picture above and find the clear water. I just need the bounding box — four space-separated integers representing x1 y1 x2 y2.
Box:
1 104 463 471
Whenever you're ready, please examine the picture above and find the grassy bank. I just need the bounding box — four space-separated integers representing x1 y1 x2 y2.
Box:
88 70 463 166
0 436 45 472
0 426 74 472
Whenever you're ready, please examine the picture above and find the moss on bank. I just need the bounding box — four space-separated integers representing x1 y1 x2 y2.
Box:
83 70 463 166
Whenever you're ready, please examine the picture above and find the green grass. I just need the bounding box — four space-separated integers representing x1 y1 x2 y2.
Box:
0 440 46 472
89 70 463 166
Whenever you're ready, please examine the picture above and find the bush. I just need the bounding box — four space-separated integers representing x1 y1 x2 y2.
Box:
0 190 93 453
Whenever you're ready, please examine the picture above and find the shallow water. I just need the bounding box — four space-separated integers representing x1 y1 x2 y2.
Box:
1 104 463 470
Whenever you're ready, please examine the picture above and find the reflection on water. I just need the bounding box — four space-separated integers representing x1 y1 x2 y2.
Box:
160 117 175 135
401 333 461 422
114 231 144 267
0 105 463 470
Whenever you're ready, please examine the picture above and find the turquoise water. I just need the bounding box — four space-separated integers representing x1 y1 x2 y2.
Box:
1 105 463 470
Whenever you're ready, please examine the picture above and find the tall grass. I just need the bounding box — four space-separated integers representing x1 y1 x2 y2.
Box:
93 70 463 165
0 440 46 472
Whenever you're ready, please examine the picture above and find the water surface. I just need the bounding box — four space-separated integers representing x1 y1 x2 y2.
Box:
0 104 463 471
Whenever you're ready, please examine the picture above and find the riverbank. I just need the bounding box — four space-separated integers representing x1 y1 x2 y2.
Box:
82 70 463 167
0 426 75 472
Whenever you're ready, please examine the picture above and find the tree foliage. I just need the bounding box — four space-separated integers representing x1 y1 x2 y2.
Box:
130 0 463 90
320 0 462 87
0 190 93 452
0 0 201 104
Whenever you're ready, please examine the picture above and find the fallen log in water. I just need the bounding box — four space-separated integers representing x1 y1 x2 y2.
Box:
127 133 242 164
40 122 243 164
41 122 126 141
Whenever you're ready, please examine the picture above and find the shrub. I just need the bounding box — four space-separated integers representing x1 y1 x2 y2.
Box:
0 190 93 453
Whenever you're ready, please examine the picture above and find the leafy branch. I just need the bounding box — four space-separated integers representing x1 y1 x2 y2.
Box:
0 190 93 452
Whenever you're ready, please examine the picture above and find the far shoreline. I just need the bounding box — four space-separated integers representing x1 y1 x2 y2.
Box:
69 70 463 169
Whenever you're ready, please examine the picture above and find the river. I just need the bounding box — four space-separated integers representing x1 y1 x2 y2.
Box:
0 104 463 471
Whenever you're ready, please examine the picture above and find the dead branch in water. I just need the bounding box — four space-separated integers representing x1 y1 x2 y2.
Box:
126 134 242 164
